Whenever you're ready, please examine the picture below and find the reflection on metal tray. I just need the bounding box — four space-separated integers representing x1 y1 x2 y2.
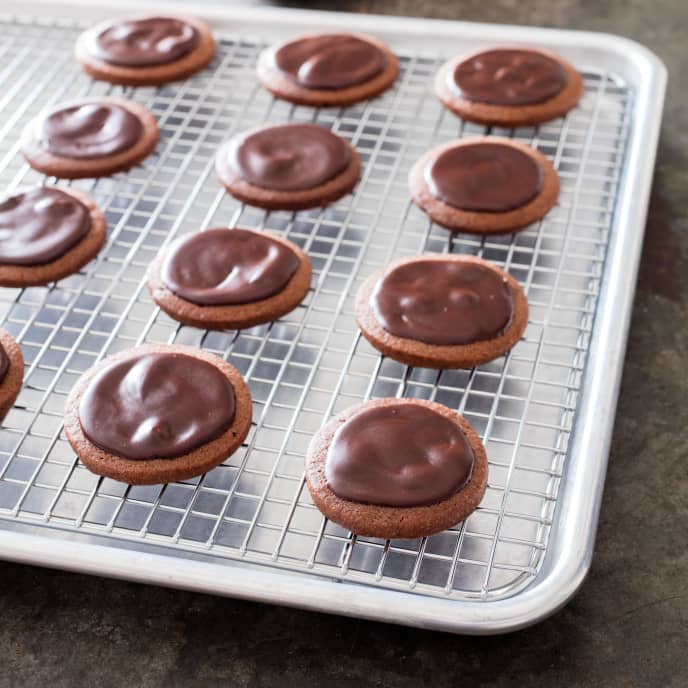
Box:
0 1 666 634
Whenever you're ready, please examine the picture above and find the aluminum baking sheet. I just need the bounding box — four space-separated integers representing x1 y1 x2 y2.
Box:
0 0 666 634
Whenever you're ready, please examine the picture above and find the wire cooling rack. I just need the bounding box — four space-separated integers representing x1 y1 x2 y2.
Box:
0 4 666 633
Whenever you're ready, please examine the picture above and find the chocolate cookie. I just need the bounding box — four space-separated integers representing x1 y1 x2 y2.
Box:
21 97 158 179
257 32 399 106
435 47 583 126
409 136 559 234
146 227 312 330
216 122 360 211
305 397 488 539
64 344 252 485
356 254 528 369
0 186 106 287
0 329 24 422
75 15 216 86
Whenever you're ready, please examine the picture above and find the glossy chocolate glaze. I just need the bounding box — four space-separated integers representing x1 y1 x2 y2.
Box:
0 343 8 384
273 34 386 89
371 258 513 346
78 352 235 460
326 403 475 507
36 101 142 159
89 17 200 67
452 48 568 106
161 228 300 305
0 188 91 265
222 123 350 192
426 142 543 212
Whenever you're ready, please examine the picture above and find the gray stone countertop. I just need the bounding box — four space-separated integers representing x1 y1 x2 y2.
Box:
1 2 686 686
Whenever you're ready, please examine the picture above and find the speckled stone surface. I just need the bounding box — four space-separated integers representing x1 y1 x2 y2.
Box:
0 2 686 686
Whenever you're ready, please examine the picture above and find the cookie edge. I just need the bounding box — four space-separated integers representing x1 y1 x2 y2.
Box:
0 328 24 423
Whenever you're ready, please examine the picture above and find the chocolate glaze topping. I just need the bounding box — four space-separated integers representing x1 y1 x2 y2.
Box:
223 123 350 192
78 352 236 460
273 34 386 89
326 403 475 507
371 258 513 346
161 228 300 306
452 48 568 106
0 188 91 265
36 101 142 159
89 17 200 67
426 142 543 212
0 343 8 384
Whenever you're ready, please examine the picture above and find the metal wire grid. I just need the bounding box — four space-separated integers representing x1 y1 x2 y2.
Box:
0 16 631 601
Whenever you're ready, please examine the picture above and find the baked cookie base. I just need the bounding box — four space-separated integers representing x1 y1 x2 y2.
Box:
355 254 529 369
217 139 360 211
64 344 252 485
257 33 399 107
146 231 312 330
435 47 584 126
21 97 159 179
75 16 216 86
0 187 106 287
0 329 24 422
305 397 488 540
409 136 560 234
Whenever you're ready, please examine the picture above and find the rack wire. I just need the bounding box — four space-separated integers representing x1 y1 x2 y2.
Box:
0 16 631 601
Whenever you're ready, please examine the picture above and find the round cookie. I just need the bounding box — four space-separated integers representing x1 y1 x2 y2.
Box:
257 32 399 106
21 97 158 179
216 122 360 211
146 227 312 330
409 136 559 234
75 15 216 86
0 329 24 422
355 254 528 369
305 397 488 539
435 46 583 126
0 186 106 287
64 344 252 485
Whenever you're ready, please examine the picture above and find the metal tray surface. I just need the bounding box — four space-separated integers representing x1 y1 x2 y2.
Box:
0 1 666 634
